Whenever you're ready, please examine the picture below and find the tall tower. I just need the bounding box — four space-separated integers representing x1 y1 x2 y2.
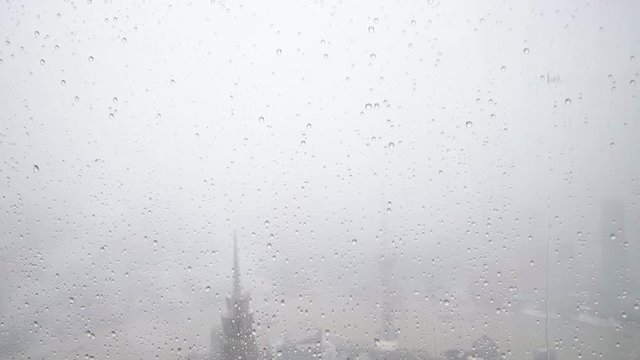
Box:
377 198 398 347
219 231 260 360
600 201 628 318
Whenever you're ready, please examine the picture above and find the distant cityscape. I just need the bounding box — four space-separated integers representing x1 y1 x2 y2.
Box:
186 201 637 360
201 235 555 360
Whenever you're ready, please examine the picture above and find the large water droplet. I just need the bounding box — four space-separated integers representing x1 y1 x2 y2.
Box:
465 121 473 128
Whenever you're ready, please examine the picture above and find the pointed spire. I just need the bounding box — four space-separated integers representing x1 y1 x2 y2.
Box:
232 230 241 297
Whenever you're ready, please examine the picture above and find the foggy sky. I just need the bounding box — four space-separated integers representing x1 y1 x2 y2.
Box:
1 0 639 359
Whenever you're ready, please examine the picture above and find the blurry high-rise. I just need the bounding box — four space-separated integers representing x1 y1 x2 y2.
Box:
600 200 628 318
214 232 261 360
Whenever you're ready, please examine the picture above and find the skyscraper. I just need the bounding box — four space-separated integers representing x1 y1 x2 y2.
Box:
600 200 627 318
218 232 260 360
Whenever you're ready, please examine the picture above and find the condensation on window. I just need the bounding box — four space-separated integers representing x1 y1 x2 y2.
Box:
0 1 639 360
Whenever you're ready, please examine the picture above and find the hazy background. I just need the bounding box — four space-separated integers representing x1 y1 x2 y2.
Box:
1 0 639 359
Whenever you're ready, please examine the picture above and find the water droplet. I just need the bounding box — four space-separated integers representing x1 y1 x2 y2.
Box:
609 142 615 148
630 79 636 86
465 121 473 128
351 239 357 245
368 26 375 33
258 116 264 123
411 19 416 26
373 17 379 24
306 123 312 129
33 164 39 172
39 59 45 65
365 103 372 110
112 97 118 104
370 53 376 60
205 286 211 292
523 48 530 55
88 56 94 62
500 65 507 72
564 98 572 105
276 48 282 56
60 79 66 86
610 233 617 240
121 37 127 43
388 141 394 149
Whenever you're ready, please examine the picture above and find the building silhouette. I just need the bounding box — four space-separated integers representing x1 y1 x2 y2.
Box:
600 200 628 318
214 232 261 360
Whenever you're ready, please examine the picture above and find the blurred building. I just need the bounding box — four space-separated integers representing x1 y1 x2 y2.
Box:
212 232 261 360
532 347 556 360
274 329 336 360
600 200 628 318
470 335 499 360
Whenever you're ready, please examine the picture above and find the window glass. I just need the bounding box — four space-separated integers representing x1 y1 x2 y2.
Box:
1 1 639 359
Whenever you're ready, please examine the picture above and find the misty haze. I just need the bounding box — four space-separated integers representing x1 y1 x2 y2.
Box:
1 1 639 360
